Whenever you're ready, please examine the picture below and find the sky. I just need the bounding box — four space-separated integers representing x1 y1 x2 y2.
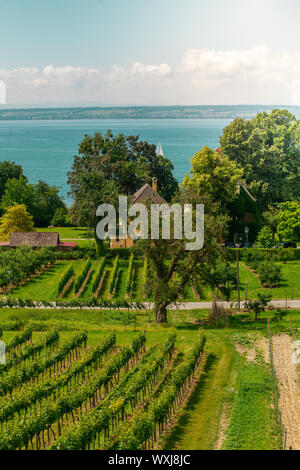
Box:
1 0 300 106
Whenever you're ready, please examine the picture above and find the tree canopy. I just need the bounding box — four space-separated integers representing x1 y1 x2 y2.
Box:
276 200 300 242
182 146 243 205
220 109 300 210
0 204 35 241
0 161 25 201
0 176 66 227
68 131 179 230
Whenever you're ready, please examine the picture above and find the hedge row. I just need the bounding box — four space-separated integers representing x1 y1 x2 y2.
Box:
108 256 119 295
91 257 106 293
0 297 145 310
227 247 300 262
126 254 134 296
74 259 91 294
58 265 74 295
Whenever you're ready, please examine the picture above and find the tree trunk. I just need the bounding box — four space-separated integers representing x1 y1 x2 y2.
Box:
155 303 168 324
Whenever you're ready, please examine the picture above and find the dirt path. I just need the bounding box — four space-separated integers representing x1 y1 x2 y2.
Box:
272 335 300 450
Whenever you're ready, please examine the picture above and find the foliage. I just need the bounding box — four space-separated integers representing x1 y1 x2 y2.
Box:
276 200 300 242
220 109 300 211
257 262 282 287
1 178 66 227
136 190 228 323
0 161 24 202
126 253 134 296
273 308 288 322
206 262 237 301
245 292 273 320
0 204 35 241
58 265 74 295
67 131 178 232
51 207 71 227
182 146 243 204
0 246 55 289
108 255 119 295
223 359 276 450
227 183 261 244
74 258 91 294
255 226 274 248
91 257 106 293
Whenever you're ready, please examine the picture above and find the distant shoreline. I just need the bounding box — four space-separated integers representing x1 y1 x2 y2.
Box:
0 104 299 121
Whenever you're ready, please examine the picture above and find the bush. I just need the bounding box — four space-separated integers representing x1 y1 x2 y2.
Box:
91 257 106 293
245 292 273 321
227 247 300 262
74 259 91 294
58 265 74 295
257 262 282 287
108 256 119 295
126 254 134 296
0 247 55 289
255 226 274 248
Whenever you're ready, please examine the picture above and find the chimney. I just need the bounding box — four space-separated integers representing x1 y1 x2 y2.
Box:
152 177 158 192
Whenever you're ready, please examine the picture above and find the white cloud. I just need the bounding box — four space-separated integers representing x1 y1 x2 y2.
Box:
1 47 300 105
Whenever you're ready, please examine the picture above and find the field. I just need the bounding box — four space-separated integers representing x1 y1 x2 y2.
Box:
6 256 300 302
0 307 299 450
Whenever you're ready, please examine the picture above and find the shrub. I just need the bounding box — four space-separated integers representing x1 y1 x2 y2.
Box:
58 265 74 295
74 259 91 294
126 254 134 296
0 247 55 289
245 292 273 321
108 256 119 295
257 262 282 287
255 226 274 248
91 257 106 293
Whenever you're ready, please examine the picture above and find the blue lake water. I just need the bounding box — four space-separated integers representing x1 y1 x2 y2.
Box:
0 119 231 203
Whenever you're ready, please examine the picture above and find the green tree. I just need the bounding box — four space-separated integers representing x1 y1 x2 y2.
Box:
1 177 66 227
262 205 280 241
182 146 243 205
276 200 300 241
0 161 24 202
136 192 228 324
51 207 70 227
220 109 300 210
1 176 36 215
255 226 274 248
68 131 178 225
34 181 66 227
0 204 35 241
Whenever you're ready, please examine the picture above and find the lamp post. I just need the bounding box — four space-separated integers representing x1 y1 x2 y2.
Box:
244 225 249 245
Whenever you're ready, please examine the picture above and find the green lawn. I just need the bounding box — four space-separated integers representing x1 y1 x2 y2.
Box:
237 261 300 301
37 226 92 240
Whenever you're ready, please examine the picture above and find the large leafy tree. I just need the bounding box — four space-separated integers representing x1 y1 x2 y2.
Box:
0 161 25 202
136 192 228 323
1 177 66 227
33 181 66 227
276 200 300 242
0 204 35 241
68 130 179 229
1 176 36 215
220 109 300 210
182 146 243 205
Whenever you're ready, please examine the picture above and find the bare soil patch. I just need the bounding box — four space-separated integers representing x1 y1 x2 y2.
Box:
272 335 300 450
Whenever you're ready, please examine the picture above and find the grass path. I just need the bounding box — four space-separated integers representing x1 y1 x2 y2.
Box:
163 331 238 450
